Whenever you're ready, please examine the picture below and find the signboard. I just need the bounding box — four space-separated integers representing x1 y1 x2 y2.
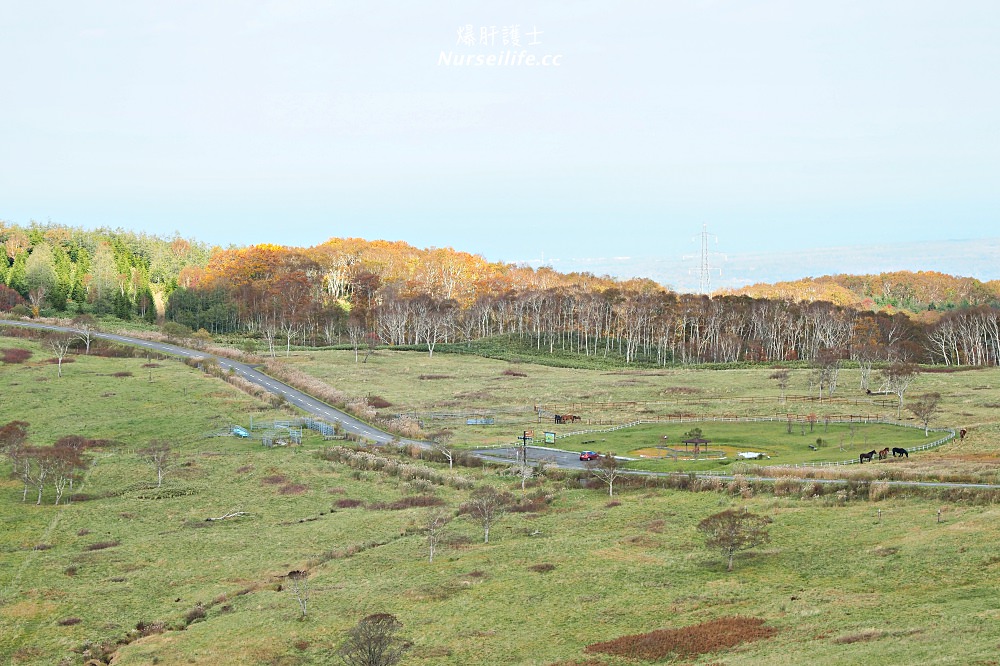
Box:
524 430 534 439
544 431 555 444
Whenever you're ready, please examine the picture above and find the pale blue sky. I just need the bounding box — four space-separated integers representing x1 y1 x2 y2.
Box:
2 1 998 277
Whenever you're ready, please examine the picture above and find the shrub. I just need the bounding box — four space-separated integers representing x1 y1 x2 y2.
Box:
111 371 132 378
84 541 120 551
502 369 527 377
184 604 207 625
366 395 392 409
336 498 364 508
261 474 287 485
1 348 32 364
57 617 82 626
278 483 308 495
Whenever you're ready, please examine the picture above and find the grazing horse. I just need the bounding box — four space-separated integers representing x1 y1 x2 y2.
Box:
878 448 890 460
892 447 908 458
860 450 877 463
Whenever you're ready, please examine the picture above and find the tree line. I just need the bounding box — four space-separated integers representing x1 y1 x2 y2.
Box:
0 221 211 320
5 225 1000 367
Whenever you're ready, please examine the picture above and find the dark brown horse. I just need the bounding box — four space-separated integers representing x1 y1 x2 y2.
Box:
892 447 908 458
878 447 890 460
860 450 877 463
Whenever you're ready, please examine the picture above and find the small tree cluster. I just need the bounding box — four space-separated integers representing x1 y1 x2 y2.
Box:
1 423 92 505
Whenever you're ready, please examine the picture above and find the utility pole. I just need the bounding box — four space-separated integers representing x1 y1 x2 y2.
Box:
517 430 533 464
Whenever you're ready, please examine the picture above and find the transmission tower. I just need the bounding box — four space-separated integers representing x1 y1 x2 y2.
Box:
683 224 725 295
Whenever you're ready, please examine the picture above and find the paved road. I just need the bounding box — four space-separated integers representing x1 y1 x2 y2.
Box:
6 319 1000 492
0 319 422 447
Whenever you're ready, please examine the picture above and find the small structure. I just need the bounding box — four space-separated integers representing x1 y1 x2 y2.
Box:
231 426 250 438
682 437 710 456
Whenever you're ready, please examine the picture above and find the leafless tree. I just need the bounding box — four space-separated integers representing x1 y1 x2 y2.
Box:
881 361 920 418
697 509 772 571
72 315 98 354
586 452 623 497
425 510 451 563
430 430 455 469
462 486 511 543
47 334 73 378
28 285 47 317
287 570 310 618
338 613 411 666
908 392 942 436
140 440 172 487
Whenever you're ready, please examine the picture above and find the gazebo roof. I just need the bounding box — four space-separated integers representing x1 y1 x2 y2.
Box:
681 437 710 444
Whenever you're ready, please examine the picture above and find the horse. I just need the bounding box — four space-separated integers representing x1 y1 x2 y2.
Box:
860 450 877 463
960 428 968 441
878 448 890 460
892 447 908 458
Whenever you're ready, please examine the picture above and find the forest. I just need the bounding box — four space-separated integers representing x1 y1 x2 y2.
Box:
3 221 1000 368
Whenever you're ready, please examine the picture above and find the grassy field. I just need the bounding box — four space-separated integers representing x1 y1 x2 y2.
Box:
4 335 1000 665
278 347 1000 440
554 421 931 472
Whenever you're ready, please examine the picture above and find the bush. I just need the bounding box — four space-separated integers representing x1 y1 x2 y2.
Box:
366 395 392 409
84 541 120 551
1 347 32 363
336 498 364 508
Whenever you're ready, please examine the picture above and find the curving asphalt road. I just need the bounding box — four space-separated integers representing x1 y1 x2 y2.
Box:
5 319 1000 491
0 319 421 447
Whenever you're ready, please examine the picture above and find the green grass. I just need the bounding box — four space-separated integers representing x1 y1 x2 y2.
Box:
276 347 1000 447
556 421 930 471
3 334 1000 665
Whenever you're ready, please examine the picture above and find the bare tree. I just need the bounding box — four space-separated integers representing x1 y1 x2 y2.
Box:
28 285 47 317
72 315 98 354
425 510 451 563
47 334 73 378
347 317 366 363
1 421 32 502
338 613 412 666
431 430 455 469
586 452 623 497
462 486 511 543
47 442 88 505
140 440 172 487
908 392 942 436
286 570 310 618
697 509 772 571
514 460 534 494
881 361 920 418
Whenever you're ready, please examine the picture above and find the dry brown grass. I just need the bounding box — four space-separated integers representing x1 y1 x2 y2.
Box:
584 616 777 660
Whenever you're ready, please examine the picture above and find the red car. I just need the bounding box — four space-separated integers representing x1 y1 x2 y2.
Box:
579 451 600 461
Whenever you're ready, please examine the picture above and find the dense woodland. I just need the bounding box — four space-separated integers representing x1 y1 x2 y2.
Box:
3 221 1000 367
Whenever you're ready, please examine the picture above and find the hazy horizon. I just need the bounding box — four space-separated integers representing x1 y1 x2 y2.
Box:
3 2 998 276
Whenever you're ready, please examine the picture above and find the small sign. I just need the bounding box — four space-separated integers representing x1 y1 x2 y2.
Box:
544 431 555 444
524 430 534 438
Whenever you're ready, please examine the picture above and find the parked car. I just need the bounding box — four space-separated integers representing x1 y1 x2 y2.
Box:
579 451 600 461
